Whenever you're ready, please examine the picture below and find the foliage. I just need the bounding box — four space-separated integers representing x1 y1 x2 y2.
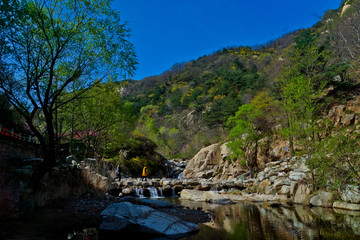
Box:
59 83 137 158
310 129 360 189
0 0 136 190
226 90 278 176
227 103 260 159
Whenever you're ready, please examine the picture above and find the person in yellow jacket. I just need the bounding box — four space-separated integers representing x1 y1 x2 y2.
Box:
142 166 148 181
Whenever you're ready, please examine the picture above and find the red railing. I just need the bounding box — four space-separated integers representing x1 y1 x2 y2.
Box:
0 124 39 144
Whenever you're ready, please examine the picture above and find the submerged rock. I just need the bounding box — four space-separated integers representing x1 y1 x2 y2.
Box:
100 202 199 236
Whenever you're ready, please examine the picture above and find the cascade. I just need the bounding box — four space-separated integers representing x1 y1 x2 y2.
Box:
177 172 183 180
171 186 177 197
148 187 159 198
158 187 163 196
135 188 144 198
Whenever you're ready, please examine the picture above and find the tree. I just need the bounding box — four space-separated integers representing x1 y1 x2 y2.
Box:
59 83 137 158
0 0 137 190
226 91 278 178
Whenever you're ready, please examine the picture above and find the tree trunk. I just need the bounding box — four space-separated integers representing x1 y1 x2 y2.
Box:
29 146 56 191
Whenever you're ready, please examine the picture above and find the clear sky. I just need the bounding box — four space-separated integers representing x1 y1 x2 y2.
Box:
113 0 342 80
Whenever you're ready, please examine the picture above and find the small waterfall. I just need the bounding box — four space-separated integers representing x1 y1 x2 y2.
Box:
148 187 159 198
158 187 163 197
135 188 144 198
171 186 177 197
177 172 183 180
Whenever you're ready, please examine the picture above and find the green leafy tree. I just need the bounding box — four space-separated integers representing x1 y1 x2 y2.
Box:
0 0 137 190
59 83 137 158
227 104 260 177
227 91 278 177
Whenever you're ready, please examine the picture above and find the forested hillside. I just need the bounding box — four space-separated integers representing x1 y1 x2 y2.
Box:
120 32 298 158
118 0 358 164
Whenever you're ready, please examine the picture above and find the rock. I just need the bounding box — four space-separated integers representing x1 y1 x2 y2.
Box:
290 182 298 197
160 180 171 186
257 172 266 182
180 189 234 204
335 105 346 116
333 201 360 211
223 193 287 203
340 185 360 204
100 202 199 236
264 185 275 195
180 189 204 202
220 143 232 160
203 191 234 204
279 185 291 196
182 143 221 179
289 171 306 181
294 183 311 205
310 191 334 208
122 188 134 196
140 181 150 187
273 178 292 191
341 114 355 126
243 193 288 202
295 163 310 173
258 179 271 193
267 161 280 167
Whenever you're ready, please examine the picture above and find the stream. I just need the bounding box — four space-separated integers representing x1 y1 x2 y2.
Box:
66 197 360 240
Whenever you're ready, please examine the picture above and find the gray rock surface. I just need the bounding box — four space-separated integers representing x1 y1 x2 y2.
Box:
310 191 334 208
100 202 199 236
340 185 360 204
180 189 234 204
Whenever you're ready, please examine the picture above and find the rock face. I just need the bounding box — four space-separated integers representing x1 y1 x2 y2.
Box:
100 202 199 236
182 143 248 180
182 143 221 179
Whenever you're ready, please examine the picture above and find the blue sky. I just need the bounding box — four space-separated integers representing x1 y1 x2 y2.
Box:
113 0 342 80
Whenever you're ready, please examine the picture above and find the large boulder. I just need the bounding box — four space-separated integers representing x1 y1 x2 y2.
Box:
182 143 221 179
182 143 246 180
100 202 199 236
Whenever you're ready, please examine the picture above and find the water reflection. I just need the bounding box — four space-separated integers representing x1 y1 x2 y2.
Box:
66 199 360 240
177 200 360 240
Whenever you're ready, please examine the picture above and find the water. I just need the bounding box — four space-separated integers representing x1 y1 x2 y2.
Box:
135 187 145 198
134 186 164 198
70 199 360 240
176 200 360 240
148 187 159 198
